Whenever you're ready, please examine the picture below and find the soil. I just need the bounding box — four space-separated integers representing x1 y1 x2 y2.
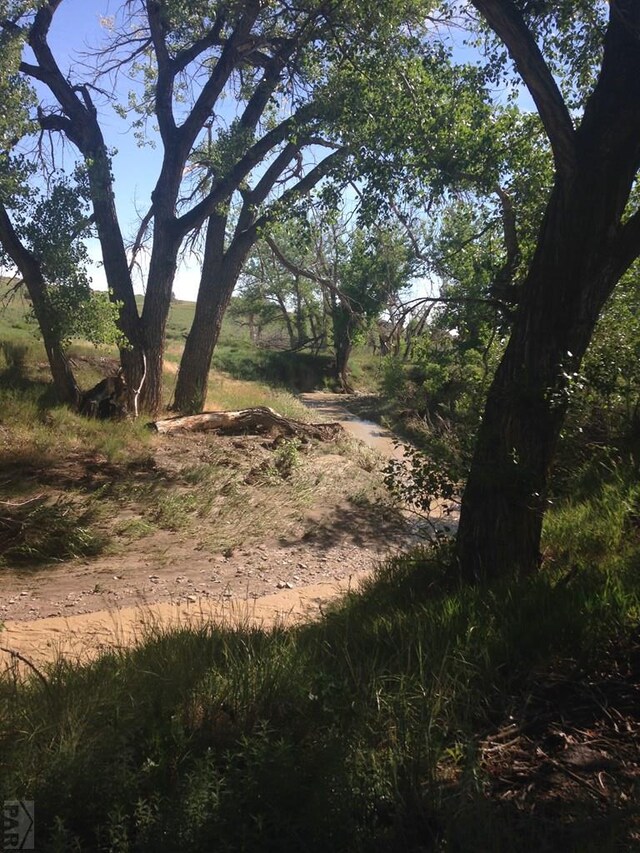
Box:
477 630 640 846
0 392 426 665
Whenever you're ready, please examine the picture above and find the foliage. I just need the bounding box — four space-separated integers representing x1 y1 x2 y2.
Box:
466 1 609 110
384 441 458 518
326 42 499 219
1 526 639 850
0 1 36 200
1 169 124 351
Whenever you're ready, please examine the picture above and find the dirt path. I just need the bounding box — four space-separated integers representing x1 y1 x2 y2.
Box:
1 574 369 667
1 394 414 668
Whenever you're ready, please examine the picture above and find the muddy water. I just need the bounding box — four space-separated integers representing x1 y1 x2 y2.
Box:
299 391 406 461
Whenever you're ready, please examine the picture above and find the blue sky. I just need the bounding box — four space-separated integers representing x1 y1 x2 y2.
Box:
28 0 205 297
20 0 537 304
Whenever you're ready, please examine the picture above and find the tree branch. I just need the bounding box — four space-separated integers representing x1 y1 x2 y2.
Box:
179 2 262 148
146 0 176 142
251 147 347 237
128 205 155 274
491 184 521 305
174 103 319 238
471 0 577 177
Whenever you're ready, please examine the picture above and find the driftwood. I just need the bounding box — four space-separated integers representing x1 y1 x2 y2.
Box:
149 406 343 441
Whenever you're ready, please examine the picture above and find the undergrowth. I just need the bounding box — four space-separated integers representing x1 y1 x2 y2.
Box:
1 509 639 851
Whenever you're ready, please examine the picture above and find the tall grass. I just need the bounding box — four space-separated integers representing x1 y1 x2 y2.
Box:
1 535 638 851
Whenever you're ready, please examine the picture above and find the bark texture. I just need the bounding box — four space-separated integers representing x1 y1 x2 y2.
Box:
151 406 343 441
458 0 640 580
172 213 235 414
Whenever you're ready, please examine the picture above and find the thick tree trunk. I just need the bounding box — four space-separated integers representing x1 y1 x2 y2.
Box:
332 305 356 392
137 221 182 413
84 150 147 411
457 0 640 581
457 182 640 580
173 214 242 413
335 336 354 393
42 337 80 406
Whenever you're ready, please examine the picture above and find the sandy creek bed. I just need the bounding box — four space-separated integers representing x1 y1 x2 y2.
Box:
1 393 414 669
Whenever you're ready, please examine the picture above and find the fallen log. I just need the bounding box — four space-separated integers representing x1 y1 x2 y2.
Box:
149 406 343 441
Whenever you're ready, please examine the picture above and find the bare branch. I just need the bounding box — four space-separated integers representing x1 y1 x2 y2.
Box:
128 205 155 274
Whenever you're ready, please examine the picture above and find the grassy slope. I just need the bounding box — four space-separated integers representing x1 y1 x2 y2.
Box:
0 282 380 398
1 284 639 851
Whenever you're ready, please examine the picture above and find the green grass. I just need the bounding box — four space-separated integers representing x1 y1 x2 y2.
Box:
3 279 638 850
0 496 107 568
0 332 389 568
1 525 639 851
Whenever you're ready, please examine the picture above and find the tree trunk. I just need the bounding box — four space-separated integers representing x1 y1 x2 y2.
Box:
457 177 640 580
293 277 308 347
139 231 181 414
0 205 80 405
457 0 640 581
42 337 80 406
275 292 297 349
335 334 354 392
173 213 242 413
332 302 356 392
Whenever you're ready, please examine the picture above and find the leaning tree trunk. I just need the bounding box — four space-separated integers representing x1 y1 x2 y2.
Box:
41 335 80 406
0 205 80 405
457 177 640 581
457 0 640 582
137 225 182 414
173 214 246 413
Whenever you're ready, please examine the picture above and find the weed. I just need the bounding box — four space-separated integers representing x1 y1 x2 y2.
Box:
181 463 215 485
150 492 200 531
0 496 106 567
271 437 302 479
114 518 157 540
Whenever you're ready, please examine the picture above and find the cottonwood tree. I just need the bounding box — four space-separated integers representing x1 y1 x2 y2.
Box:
0 10 119 403
454 1 640 579
0 7 79 402
0 174 123 405
168 3 447 411
266 211 419 390
3 0 406 413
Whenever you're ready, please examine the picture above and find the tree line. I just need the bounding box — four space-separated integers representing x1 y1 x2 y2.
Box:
2 0 640 582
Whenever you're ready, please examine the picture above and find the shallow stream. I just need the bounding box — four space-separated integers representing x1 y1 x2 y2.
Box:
298 391 405 461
